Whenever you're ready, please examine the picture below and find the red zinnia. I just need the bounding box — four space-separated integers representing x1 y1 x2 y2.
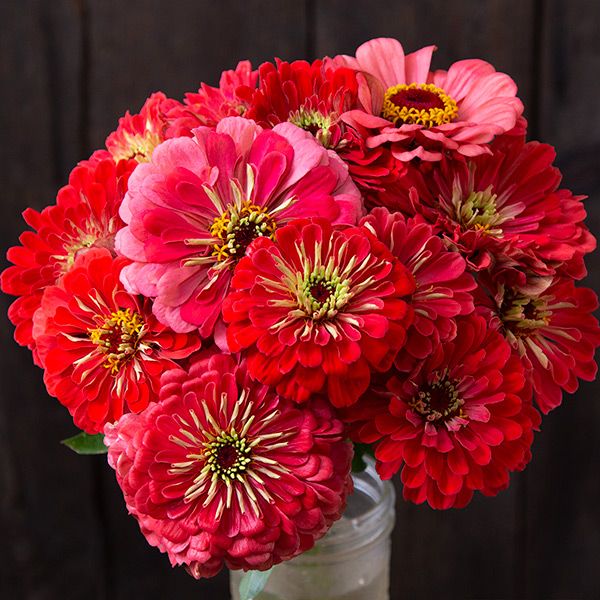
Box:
1 156 135 362
385 137 595 276
479 273 600 413
223 218 415 406
106 92 185 163
32 249 200 433
104 350 352 578
241 59 359 150
172 60 259 130
361 207 475 367
240 58 406 203
345 315 540 509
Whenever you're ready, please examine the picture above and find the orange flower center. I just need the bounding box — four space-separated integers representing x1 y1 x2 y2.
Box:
88 308 144 374
382 83 458 127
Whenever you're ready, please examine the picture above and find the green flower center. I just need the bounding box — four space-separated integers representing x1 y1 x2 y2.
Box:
452 185 503 236
501 293 550 338
204 430 252 482
297 270 351 320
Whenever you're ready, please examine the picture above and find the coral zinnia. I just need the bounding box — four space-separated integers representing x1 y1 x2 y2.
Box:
106 92 185 163
387 137 596 275
116 117 362 336
345 315 540 509
1 155 136 363
335 38 524 161
480 274 600 414
361 208 475 368
223 218 415 406
32 249 200 434
104 350 352 578
172 61 258 130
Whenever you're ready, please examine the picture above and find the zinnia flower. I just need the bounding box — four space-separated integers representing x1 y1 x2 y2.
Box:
32 249 200 433
345 315 540 509
239 58 409 202
106 92 185 163
116 117 363 336
335 38 524 161
361 208 475 368
385 136 595 275
479 273 600 413
104 350 352 578
171 61 258 130
1 155 135 362
223 218 414 406
241 59 359 151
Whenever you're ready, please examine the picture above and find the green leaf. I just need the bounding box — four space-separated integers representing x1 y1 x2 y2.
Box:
239 568 273 600
351 442 373 473
61 432 107 455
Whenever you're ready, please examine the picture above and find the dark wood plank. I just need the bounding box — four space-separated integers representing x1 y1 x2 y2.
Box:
314 3 537 598
524 1 600 597
85 1 309 597
0 1 106 598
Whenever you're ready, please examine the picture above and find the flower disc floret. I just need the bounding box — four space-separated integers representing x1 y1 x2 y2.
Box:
382 83 458 128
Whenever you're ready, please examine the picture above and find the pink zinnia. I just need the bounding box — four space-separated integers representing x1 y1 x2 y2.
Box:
223 218 414 406
105 351 352 578
116 117 363 336
361 208 475 368
335 38 524 161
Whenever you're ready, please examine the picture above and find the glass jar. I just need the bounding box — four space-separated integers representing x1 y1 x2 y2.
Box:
230 458 395 600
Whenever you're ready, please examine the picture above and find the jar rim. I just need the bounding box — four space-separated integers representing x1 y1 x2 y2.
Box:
304 457 396 554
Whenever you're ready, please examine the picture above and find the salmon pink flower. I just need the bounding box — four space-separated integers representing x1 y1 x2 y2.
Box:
1 156 136 363
223 218 414 406
104 351 352 578
32 249 200 434
116 117 363 336
335 38 524 161
106 92 185 163
480 274 600 414
361 208 475 367
345 315 540 509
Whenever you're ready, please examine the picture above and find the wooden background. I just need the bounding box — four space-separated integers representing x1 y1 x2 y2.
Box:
1 1 599 598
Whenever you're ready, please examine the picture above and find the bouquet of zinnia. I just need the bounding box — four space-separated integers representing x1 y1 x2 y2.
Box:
3 37 599 593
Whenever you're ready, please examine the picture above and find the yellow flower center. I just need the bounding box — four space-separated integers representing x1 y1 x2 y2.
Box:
111 131 163 163
210 201 276 263
88 308 145 374
382 83 458 127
